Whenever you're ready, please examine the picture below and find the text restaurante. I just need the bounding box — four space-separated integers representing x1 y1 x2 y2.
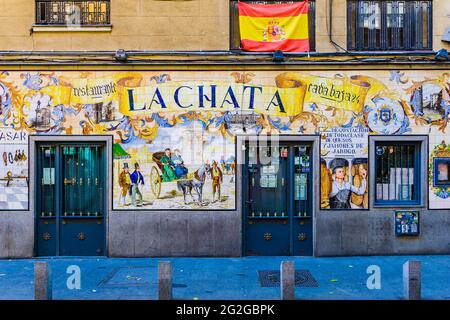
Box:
73 82 117 97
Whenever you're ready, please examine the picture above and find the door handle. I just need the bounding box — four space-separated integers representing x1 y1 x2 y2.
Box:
64 178 75 185
245 199 254 211
98 187 103 217
298 233 307 241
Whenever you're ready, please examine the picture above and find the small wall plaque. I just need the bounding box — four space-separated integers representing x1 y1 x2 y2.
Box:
395 211 420 236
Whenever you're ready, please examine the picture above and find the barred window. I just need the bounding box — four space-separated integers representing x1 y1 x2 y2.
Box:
35 0 111 26
375 142 421 204
347 0 432 51
230 0 316 51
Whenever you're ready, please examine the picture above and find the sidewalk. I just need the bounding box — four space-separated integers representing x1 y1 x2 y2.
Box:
0 256 449 300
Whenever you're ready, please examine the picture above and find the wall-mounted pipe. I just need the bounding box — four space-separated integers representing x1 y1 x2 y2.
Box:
0 50 438 58
328 0 348 53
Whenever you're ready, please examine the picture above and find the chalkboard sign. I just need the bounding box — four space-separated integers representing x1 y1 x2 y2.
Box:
395 211 420 236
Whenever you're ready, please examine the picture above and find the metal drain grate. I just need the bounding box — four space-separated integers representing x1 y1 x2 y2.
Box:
257 270 319 288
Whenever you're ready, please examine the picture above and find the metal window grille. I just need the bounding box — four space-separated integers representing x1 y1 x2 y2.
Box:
347 0 432 51
375 142 421 203
35 0 111 26
230 0 316 51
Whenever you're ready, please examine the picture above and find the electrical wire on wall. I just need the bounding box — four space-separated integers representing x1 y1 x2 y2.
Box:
0 50 446 65
326 0 363 62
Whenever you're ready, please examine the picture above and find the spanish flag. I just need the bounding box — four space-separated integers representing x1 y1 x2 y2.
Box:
238 1 309 52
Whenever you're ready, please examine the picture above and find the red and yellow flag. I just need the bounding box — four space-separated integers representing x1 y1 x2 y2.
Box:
238 1 309 52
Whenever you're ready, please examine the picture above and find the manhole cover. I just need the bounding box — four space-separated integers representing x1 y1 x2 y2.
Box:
257 270 319 288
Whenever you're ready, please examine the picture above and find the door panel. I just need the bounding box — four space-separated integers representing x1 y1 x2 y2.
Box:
292 145 313 256
245 144 290 256
60 146 104 256
36 146 57 256
62 146 102 217
36 143 105 257
244 141 314 256
59 218 104 256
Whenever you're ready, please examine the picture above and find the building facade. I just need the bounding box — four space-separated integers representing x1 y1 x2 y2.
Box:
0 0 449 258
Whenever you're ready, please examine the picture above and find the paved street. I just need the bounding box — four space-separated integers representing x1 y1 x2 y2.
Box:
1 256 450 300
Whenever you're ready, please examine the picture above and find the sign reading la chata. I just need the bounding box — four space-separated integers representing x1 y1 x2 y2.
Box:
120 82 302 116
41 72 374 116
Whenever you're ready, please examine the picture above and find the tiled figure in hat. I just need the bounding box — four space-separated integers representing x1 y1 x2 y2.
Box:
329 158 367 209
118 162 131 206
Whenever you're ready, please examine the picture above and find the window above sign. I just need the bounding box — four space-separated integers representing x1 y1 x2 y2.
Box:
347 0 433 51
33 0 111 32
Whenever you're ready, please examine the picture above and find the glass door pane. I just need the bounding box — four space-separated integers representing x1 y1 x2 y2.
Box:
40 146 56 217
62 146 77 216
59 144 105 256
36 145 57 256
249 144 287 218
245 142 290 256
62 146 103 217
292 144 313 256
293 145 312 217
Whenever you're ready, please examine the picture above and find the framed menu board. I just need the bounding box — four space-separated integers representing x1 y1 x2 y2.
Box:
395 211 420 236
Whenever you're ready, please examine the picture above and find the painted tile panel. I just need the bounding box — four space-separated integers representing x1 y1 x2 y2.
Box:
0 70 448 210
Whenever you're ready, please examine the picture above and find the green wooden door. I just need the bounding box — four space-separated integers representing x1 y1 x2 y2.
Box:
244 143 289 255
36 143 106 256
244 141 314 256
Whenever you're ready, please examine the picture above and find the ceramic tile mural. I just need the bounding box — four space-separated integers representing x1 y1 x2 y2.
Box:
0 128 28 210
429 140 450 209
0 70 449 210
